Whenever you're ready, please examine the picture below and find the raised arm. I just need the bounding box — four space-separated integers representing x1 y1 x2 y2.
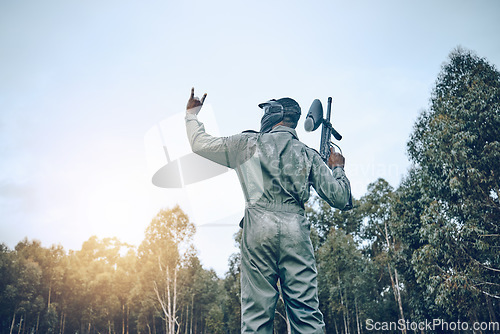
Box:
185 88 248 168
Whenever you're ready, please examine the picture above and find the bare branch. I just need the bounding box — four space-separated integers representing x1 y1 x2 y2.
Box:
471 286 500 299
153 281 169 317
461 245 500 273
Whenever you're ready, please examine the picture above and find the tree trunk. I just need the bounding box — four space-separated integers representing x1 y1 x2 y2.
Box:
355 298 361 334
48 280 52 308
17 315 23 334
171 268 178 334
486 295 498 323
388 265 406 334
338 275 348 334
36 313 40 334
61 312 66 334
59 311 64 334
9 312 15 334
154 261 180 334
126 304 130 334
184 305 188 334
190 295 194 334
384 221 406 334
345 288 351 334
394 269 405 333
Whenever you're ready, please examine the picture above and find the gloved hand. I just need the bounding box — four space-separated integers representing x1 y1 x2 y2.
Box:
186 87 207 115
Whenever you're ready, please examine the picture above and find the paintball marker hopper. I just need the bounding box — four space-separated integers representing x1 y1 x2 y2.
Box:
304 98 342 162
305 97 353 211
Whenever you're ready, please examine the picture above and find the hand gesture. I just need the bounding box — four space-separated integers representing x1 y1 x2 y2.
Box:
186 87 207 115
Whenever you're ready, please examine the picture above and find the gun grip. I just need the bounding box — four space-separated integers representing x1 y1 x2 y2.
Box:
331 127 342 141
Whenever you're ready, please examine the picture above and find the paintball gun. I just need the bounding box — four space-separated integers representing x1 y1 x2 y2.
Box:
304 97 353 210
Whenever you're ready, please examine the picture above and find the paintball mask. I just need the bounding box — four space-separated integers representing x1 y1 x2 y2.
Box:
258 98 301 133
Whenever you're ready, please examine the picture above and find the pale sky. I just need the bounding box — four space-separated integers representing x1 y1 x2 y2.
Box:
1 0 499 276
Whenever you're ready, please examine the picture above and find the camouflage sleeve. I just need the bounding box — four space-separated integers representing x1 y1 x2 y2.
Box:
309 151 351 210
185 113 246 168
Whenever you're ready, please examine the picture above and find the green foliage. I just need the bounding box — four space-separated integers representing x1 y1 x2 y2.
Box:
205 305 225 334
313 178 402 332
306 193 363 247
400 47 500 322
0 207 225 334
317 228 367 333
222 248 241 333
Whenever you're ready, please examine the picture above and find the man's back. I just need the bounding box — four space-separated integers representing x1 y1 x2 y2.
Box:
235 126 312 208
185 90 351 333
232 125 350 212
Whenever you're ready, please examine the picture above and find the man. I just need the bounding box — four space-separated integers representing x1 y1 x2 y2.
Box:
185 88 351 333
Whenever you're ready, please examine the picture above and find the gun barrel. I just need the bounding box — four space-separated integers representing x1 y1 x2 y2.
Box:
319 98 333 162
326 97 332 121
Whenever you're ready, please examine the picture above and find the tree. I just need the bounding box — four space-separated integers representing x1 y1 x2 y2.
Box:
311 179 404 333
0 244 16 330
222 232 241 334
358 179 406 333
113 248 138 334
401 47 500 321
317 228 371 334
137 205 196 334
176 246 223 334
205 305 224 334
8 243 43 334
14 239 67 334
306 194 362 247
72 236 128 333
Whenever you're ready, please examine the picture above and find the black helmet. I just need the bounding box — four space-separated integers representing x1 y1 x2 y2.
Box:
258 97 301 133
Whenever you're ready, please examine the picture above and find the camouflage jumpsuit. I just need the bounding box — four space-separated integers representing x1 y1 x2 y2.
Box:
186 114 351 333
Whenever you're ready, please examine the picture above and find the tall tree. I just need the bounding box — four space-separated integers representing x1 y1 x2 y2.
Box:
401 47 500 321
222 236 242 334
312 179 403 333
7 241 44 334
306 194 362 247
358 179 406 333
74 236 127 333
114 248 138 334
137 205 195 334
317 228 373 334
